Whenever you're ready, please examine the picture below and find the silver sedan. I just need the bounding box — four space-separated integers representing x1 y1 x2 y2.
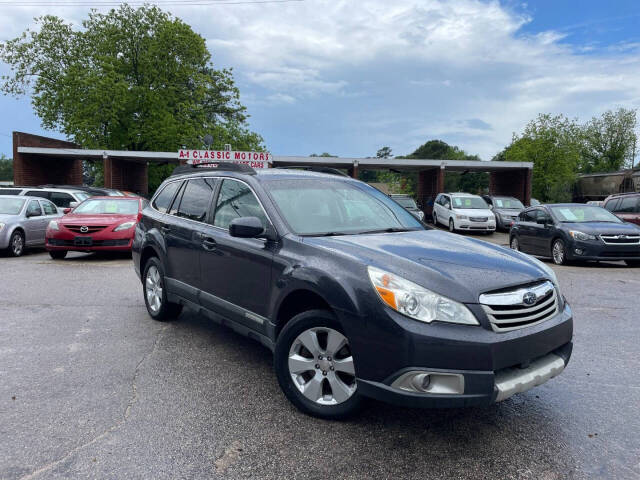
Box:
0 195 62 257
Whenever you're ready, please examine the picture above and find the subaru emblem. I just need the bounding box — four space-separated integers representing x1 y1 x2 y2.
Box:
522 291 537 306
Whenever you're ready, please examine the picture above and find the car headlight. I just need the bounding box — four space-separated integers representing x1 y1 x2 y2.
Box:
569 230 596 241
48 220 59 231
418 211 425 220
367 266 479 325
456 215 468 220
114 221 136 232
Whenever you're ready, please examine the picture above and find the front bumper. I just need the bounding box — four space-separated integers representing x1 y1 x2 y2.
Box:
346 299 573 408
565 240 640 261
46 228 134 252
457 220 496 232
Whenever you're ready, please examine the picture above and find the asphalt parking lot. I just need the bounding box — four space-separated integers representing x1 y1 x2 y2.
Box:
1 234 639 480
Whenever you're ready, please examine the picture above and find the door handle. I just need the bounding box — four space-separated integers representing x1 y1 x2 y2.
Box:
201 237 217 251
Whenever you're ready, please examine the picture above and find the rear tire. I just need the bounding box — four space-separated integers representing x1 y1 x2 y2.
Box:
449 219 455 233
143 257 182 321
49 250 67 260
510 236 520 251
625 260 640 267
275 309 362 420
8 230 25 257
432 211 438 226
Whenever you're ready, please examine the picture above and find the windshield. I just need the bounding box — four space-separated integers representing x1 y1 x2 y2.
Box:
0 198 25 215
550 205 623 223
494 197 524 209
452 196 488 209
73 199 139 215
266 179 423 235
393 197 417 208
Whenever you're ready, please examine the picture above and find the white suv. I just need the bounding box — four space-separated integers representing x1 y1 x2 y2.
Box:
433 193 495 233
18 188 91 213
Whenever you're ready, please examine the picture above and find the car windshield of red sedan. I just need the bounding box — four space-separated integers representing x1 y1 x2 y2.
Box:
0 198 25 215
73 199 139 215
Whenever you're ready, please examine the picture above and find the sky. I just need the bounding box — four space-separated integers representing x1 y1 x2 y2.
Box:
1 0 640 160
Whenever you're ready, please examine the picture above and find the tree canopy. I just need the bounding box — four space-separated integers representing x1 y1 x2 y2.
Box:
0 5 262 153
0 155 12 181
580 108 637 173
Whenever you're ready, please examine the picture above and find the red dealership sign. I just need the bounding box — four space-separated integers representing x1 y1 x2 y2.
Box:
178 149 271 169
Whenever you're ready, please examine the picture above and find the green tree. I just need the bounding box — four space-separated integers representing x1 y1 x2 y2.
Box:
0 155 13 181
376 146 392 159
309 152 337 157
0 5 263 190
580 108 637 172
504 114 581 202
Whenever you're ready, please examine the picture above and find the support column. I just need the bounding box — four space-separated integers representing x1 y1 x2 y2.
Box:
103 156 148 195
348 161 359 179
416 166 445 219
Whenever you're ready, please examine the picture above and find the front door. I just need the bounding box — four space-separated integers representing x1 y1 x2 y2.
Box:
24 199 47 245
199 178 273 333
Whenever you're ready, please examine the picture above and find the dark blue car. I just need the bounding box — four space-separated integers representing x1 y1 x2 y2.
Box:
510 203 640 266
132 163 573 419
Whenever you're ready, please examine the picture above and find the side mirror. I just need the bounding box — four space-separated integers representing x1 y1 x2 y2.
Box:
69 202 78 208
229 216 265 238
63 208 72 214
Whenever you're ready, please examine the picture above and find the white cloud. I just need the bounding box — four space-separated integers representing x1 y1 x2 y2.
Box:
2 0 640 159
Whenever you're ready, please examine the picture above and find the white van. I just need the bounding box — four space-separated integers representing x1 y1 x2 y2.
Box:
433 193 495 233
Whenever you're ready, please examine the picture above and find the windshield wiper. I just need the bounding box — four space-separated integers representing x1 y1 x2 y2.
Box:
302 231 351 237
358 227 416 234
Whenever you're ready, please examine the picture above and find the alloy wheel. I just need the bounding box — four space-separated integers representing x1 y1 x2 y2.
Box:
552 240 565 265
11 233 24 256
449 219 454 232
510 236 519 251
288 327 356 405
145 265 163 314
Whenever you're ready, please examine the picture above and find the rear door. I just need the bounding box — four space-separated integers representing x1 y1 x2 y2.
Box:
163 178 217 303
198 178 273 332
517 209 537 252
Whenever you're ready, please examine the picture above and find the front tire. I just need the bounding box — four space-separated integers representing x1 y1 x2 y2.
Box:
551 239 568 265
49 250 67 260
8 230 25 257
143 257 182 321
625 260 640 267
510 236 520 251
274 309 361 419
449 218 455 233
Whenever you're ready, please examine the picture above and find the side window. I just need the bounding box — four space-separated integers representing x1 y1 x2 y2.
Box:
25 190 50 200
524 210 537 222
176 178 215 222
604 199 618 212
435 194 442 205
616 196 638 213
443 196 451 208
49 192 74 208
26 200 43 217
41 200 58 215
213 179 268 229
152 181 181 214
537 209 552 223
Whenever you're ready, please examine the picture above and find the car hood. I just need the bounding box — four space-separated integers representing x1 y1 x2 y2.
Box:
452 208 494 218
303 230 550 303
561 222 640 235
60 214 137 225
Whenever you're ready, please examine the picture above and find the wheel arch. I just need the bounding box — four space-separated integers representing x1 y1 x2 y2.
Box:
140 244 161 275
274 289 334 338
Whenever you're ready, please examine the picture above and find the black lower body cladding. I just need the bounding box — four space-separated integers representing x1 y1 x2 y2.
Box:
339 300 573 408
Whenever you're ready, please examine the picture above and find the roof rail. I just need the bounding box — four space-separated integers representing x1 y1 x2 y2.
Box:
171 162 256 177
608 191 639 197
274 166 349 177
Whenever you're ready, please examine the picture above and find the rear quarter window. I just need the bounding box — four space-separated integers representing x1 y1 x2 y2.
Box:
152 181 181 214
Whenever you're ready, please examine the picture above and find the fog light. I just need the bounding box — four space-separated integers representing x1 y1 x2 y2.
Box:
574 248 583 255
391 371 464 394
410 373 431 392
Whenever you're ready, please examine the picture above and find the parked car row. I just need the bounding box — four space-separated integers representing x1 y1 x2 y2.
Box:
0 193 147 258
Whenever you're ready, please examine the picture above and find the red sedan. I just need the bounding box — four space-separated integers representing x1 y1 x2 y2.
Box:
46 196 148 259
